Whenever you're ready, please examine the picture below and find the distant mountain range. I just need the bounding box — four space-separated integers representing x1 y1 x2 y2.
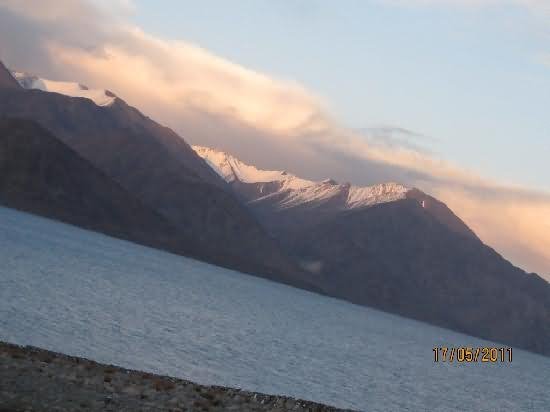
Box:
193 146 477 240
1 61 548 356
194 146 550 354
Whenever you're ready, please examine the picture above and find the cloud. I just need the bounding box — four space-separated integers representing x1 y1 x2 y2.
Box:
432 186 550 276
1 0 549 279
356 126 436 154
48 35 329 136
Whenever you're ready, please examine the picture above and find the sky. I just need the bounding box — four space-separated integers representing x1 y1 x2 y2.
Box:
130 0 550 191
0 0 549 278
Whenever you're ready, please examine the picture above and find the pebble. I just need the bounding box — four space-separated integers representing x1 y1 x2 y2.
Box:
0 341 353 412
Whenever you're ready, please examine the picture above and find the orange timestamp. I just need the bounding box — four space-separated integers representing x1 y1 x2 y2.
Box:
433 347 512 363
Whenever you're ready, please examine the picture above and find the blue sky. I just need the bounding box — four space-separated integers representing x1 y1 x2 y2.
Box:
131 0 550 191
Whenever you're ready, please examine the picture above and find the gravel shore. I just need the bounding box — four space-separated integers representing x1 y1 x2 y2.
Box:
0 341 353 412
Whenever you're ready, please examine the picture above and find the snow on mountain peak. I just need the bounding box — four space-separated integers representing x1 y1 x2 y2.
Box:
193 146 315 190
11 71 116 107
346 182 409 208
193 146 409 210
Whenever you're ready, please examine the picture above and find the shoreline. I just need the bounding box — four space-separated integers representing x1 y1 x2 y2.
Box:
0 341 354 411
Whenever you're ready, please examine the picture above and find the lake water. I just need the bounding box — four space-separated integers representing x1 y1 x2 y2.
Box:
0 206 548 411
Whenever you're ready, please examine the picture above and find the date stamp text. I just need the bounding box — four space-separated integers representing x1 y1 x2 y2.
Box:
433 347 512 363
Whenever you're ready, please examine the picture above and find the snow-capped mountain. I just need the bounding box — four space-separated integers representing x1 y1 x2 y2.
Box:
193 145 478 243
11 71 116 106
2 60 549 357
193 145 409 210
0 61 307 285
192 145 550 360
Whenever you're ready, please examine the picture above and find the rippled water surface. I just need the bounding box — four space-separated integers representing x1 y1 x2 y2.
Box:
1 207 548 411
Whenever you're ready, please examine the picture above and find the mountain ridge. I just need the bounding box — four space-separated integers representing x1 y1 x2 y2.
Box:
0 63 313 289
11 71 117 106
194 145 550 356
193 145 410 209
0 61 20 89
2 63 549 356
193 145 478 240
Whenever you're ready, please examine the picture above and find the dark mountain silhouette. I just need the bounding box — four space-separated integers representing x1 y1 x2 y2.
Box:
0 61 312 289
0 61 20 89
0 118 186 253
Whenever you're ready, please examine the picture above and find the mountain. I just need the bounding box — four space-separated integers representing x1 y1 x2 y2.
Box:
193 146 478 240
2 62 548 355
0 117 185 253
0 62 312 288
11 71 116 106
0 61 20 89
194 146 550 356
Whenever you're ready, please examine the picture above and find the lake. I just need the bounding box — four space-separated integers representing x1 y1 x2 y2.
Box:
1 206 548 411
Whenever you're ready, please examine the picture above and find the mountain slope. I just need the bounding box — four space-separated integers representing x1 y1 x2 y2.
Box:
194 146 476 240
193 145 408 209
195 146 550 356
11 71 116 106
0 61 20 89
0 63 310 285
0 118 186 253
293 200 550 354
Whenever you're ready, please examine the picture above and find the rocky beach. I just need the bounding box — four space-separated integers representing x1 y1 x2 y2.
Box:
0 342 351 412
